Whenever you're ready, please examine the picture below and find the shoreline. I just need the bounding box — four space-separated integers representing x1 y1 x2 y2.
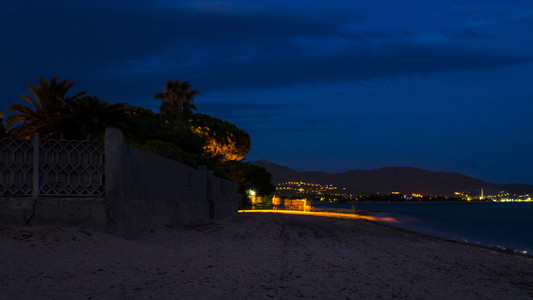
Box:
242 209 532 257
2 212 533 299
362 212 532 257
311 202 533 255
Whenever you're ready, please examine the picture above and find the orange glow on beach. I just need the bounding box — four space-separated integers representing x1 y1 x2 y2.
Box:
238 209 402 223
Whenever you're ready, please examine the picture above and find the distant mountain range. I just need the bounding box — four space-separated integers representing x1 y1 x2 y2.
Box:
253 159 533 197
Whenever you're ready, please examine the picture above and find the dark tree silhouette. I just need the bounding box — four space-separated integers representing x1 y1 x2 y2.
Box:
153 80 199 114
5 77 85 138
53 95 130 139
225 161 275 197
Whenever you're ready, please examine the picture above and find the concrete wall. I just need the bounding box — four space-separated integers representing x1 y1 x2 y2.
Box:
206 170 239 219
0 128 240 239
105 128 240 239
0 197 107 231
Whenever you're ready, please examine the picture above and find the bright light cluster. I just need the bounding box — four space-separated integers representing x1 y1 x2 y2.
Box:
276 181 351 197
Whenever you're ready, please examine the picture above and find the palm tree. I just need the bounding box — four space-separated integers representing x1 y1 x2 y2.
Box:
53 95 131 140
153 80 199 114
5 77 84 138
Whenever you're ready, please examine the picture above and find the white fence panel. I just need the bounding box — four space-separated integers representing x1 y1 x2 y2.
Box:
0 135 104 197
0 138 33 196
39 138 105 196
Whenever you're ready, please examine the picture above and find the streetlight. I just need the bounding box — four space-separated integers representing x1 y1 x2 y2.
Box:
247 189 257 209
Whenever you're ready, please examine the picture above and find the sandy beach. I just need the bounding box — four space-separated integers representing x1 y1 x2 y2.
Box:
1 212 533 299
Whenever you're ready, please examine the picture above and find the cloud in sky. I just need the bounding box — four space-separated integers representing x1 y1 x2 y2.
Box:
2 0 529 97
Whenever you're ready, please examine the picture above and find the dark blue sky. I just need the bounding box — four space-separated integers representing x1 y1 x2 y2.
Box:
2 0 532 184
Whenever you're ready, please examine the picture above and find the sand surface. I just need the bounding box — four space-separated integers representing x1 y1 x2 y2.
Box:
1 212 533 299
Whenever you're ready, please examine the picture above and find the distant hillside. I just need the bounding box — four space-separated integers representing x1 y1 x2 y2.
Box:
253 159 533 196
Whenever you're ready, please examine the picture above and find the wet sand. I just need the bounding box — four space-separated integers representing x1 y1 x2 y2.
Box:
1 212 533 299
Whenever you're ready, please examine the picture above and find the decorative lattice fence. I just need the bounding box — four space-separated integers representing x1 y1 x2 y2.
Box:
0 138 33 196
0 134 104 197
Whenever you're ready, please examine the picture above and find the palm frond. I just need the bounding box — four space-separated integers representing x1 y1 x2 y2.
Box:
6 76 78 137
7 103 36 115
5 114 29 129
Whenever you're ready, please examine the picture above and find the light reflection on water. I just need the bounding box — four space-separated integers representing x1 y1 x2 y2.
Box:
314 202 533 253
239 209 394 223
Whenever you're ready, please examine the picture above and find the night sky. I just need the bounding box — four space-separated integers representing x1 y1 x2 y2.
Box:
1 1 532 184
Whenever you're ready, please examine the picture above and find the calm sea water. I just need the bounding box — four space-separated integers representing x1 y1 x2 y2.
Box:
314 202 533 253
